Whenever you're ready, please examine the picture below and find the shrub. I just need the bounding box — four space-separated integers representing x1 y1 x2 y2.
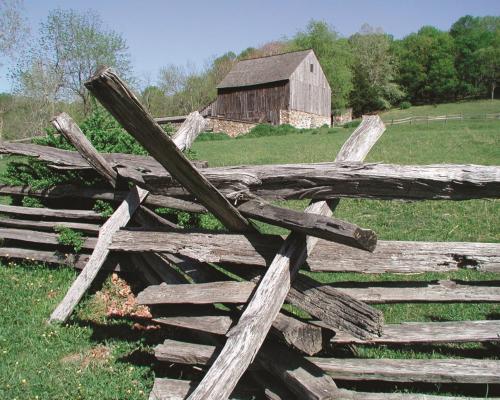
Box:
399 101 412 110
21 196 44 208
55 227 85 253
93 200 114 218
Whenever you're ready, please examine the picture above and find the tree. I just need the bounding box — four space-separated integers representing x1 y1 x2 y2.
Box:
450 15 500 98
290 20 353 110
0 0 28 60
13 8 131 115
396 26 458 103
474 36 500 100
349 24 404 114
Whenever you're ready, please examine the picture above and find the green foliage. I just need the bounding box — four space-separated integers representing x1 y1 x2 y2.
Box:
290 20 353 110
349 24 404 114
0 160 86 190
399 101 412 110
35 102 151 155
450 15 500 98
21 196 44 208
55 227 85 253
195 132 231 142
396 26 459 103
341 120 361 129
92 200 114 218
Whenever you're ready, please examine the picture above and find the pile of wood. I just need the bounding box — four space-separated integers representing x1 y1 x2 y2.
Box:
0 67 499 400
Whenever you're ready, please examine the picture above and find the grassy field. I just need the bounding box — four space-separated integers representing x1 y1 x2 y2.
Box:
0 101 499 399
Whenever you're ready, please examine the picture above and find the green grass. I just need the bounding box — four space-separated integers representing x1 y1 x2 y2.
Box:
1 100 499 398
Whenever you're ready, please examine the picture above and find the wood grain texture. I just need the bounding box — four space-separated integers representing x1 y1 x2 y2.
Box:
51 112 118 187
186 116 386 400
110 231 500 273
0 227 96 249
149 378 255 400
84 66 251 232
312 357 500 384
0 204 103 221
49 185 148 323
155 338 500 384
145 162 500 201
309 240 500 274
152 315 234 335
0 141 208 174
0 217 100 235
149 378 478 400
336 280 500 303
0 184 205 213
171 111 207 151
238 199 377 251
0 247 89 269
331 319 500 345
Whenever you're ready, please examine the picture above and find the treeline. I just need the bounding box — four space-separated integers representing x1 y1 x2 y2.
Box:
0 4 498 139
148 16 499 117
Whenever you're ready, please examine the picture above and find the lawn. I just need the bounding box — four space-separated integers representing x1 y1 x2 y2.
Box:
0 102 499 399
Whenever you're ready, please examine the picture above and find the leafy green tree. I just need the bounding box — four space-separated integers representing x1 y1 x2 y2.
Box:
13 8 131 115
474 40 500 100
290 20 353 110
349 24 404 114
450 15 500 97
396 26 458 103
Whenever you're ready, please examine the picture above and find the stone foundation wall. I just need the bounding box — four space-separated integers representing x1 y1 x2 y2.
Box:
279 110 330 129
207 117 256 137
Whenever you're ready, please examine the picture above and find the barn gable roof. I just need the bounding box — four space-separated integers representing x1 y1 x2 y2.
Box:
217 49 314 89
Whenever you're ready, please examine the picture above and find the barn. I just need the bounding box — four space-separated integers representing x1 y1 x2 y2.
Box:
207 49 331 135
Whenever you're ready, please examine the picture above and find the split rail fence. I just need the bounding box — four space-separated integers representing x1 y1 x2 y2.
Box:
384 112 500 126
0 67 499 399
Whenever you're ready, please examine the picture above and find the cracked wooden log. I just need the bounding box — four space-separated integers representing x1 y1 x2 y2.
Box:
0 141 208 173
0 184 206 213
0 204 104 221
144 162 500 201
137 277 500 305
85 66 252 232
330 319 500 345
52 112 118 188
185 115 386 400
110 230 500 273
312 357 500 384
49 185 148 323
172 111 207 151
238 199 377 251
0 227 96 249
155 339 500 384
4 143 499 202
149 378 477 400
0 247 90 269
0 217 100 235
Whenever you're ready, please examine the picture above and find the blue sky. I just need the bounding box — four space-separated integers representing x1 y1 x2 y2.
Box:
1 0 499 93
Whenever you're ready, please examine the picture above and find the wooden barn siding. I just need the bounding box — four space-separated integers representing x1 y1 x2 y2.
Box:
216 81 290 124
289 52 331 117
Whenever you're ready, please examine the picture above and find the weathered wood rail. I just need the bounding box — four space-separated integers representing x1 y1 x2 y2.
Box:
109 230 500 273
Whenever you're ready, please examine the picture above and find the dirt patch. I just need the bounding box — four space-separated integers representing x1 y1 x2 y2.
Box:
95 273 151 319
60 345 111 369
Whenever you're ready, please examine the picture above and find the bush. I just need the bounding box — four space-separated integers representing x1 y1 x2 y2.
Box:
399 101 412 110
237 124 302 139
55 227 85 253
